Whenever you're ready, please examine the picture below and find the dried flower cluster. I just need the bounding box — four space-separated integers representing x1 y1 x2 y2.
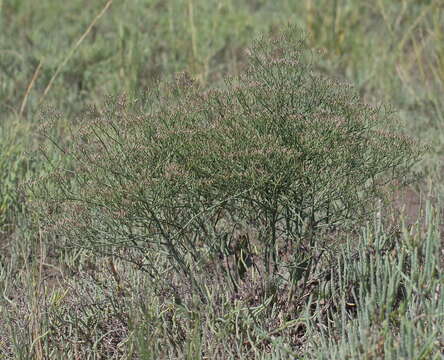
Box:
30 25 424 300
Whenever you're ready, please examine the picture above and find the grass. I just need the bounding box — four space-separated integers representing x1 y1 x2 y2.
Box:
0 0 443 359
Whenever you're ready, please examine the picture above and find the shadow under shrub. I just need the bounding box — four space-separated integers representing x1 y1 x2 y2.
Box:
31 26 424 303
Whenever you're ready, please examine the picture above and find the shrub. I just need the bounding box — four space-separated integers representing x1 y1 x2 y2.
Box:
30 26 424 301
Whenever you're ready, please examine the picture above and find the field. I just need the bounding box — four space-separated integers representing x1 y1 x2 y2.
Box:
0 0 443 358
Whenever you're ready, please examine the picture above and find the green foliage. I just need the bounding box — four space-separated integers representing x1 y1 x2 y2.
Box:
4 203 441 359
32 27 424 301
0 0 272 115
2 0 444 358
310 205 444 359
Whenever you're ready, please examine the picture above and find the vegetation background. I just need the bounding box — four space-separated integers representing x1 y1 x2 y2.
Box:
0 0 443 359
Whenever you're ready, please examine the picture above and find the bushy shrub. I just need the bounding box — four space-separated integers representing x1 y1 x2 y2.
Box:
30 26 424 300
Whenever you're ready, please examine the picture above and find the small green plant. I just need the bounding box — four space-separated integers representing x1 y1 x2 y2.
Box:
31 26 424 302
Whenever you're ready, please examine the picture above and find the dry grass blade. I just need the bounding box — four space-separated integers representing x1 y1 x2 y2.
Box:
39 0 113 105
20 60 42 117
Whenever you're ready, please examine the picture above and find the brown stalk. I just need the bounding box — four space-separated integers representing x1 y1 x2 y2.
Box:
20 60 42 117
39 0 113 105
